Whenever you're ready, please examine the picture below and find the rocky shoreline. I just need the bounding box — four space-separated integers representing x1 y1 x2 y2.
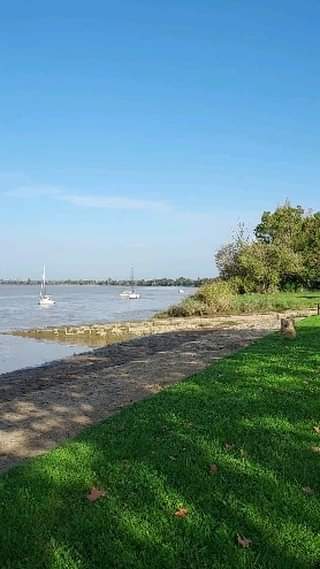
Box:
6 308 316 347
1 309 315 473
7 316 237 347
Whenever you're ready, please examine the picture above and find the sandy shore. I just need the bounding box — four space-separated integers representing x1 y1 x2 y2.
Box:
0 310 314 473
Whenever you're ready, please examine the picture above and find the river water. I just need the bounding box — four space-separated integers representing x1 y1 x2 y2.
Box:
0 285 192 375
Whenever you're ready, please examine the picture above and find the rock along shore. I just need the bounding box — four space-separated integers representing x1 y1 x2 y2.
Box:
7 309 316 347
9 316 241 346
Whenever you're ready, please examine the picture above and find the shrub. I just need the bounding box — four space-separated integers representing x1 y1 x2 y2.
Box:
227 275 253 294
165 297 208 317
197 280 235 313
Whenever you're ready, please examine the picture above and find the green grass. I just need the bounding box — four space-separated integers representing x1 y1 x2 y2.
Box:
232 290 320 313
160 290 320 317
2 317 320 568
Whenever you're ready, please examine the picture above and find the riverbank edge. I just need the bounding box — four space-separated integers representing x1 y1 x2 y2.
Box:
5 308 316 347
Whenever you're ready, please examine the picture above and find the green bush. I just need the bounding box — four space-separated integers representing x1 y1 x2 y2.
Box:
227 275 252 294
197 280 235 313
166 297 207 317
159 289 320 319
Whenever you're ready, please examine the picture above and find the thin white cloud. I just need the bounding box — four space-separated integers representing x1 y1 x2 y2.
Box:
4 186 170 212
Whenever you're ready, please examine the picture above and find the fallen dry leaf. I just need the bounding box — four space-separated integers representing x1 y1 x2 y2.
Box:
87 487 106 502
310 446 320 454
236 533 252 548
224 442 235 451
209 463 219 475
175 507 188 518
303 486 315 495
313 426 320 435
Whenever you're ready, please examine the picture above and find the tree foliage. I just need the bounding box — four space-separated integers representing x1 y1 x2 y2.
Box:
215 203 320 292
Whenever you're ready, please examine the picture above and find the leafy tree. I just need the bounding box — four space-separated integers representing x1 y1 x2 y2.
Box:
215 223 249 280
215 202 320 292
255 202 305 250
302 212 320 287
238 242 303 292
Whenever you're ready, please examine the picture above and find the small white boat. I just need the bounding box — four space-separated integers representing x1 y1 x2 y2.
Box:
39 295 56 306
39 265 56 306
120 267 141 300
120 290 131 298
179 289 185 294
128 291 141 300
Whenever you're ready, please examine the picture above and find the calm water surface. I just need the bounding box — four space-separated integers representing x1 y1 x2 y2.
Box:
0 285 193 374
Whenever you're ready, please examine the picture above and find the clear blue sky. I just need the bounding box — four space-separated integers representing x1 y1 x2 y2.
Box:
1 1 319 279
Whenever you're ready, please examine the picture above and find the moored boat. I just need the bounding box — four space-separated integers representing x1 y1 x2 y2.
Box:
39 265 56 306
120 267 141 299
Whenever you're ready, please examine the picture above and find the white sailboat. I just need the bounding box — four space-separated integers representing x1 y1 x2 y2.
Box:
120 267 141 299
39 265 56 306
128 290 140 300
120 289 131 298
128 270 141 298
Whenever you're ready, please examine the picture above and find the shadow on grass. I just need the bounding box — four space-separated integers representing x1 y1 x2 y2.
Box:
0 327 265 472
1 320 320 568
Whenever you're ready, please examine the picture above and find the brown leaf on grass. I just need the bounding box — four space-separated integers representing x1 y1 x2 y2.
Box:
310 446 320 454
303 486 315 495
236 533 253 548
87 487 106 502
224 442 235 451
209 463 219 475
175 507 188 518
313 426 320 434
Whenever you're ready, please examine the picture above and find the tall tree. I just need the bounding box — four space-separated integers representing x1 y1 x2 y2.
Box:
255 202 305 250
215 202 320 292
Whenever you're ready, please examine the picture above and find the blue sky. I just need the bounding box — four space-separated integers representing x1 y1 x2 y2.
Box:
1 1 319 279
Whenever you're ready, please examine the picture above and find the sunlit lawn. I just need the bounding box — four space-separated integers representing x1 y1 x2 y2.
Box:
161 289 320 318
232 290 320 313
1 317 320 568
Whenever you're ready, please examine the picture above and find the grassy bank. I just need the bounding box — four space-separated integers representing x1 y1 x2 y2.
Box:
233 290 320 313
160 289 320 317
1 317 320 568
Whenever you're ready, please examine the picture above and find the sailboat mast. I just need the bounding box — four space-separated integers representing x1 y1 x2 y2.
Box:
42 264 46 296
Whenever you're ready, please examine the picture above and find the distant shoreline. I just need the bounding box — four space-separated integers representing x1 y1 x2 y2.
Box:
0 280 205 287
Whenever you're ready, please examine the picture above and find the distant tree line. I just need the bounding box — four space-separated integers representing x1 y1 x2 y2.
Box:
0 277 209 287
215 202 320 292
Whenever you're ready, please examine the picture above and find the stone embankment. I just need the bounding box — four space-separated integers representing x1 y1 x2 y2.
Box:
8 316 239 346
8 310 316 347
